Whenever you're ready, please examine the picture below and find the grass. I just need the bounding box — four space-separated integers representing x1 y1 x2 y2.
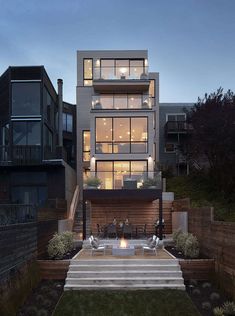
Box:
166 174 235 222
53 290 200 316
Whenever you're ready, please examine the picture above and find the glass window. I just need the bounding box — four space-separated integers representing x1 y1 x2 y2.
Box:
13 121 41 145
44 88 54 124
165 143 176 153
96 161 113 189
101 59 115 79
44 125 53 152
96 118 112 142
12 82 40 116
113 118 130 142
149 80 155 98
83 59 93 86
63 113 73 132
116 60 129 79
128 95 142 109
131 117 148 142
83 131 90 161
130 60 144 79
99 95 113 109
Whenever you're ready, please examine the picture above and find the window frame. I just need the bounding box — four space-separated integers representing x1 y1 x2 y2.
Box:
83 58 93 86
63 113 73 132
95 116 148 154
82 130 90 162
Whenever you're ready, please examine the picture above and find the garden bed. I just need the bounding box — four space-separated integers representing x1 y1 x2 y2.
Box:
17 279 64 316
37 259 70 280
38 246 81 260
165 245 209 260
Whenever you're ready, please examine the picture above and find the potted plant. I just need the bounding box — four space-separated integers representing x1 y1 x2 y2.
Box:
84 176 102 189
141 177 160 189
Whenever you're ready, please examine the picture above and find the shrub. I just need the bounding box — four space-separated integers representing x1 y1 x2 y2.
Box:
202 301 212 310
176 232 188 251
37 309 48 316
222 301 235 315
61 231 74 253
35 294 44 305
172 229 182 243
189 279 198 287
183 234 200 258
48 289 58 300
202 282 212 289
42 299 52 309
192 288 201 296
141 177 160 188
210 292 221 301
47 234 65 259
213 307 224 316
85 177 101 188
25 306 38 316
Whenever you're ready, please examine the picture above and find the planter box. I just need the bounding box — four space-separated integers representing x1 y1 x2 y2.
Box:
37 259 70 280
179 259 215 280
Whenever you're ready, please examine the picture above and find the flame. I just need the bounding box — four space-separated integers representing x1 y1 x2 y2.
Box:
120 238 127 248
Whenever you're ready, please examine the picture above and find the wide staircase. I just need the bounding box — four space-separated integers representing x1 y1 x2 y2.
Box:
65 258 185 290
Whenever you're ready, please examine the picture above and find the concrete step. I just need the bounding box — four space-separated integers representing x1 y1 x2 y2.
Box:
67 271 182 278
70 259 179 266
69 264 181 272
65 277 184 286
64 283 185 291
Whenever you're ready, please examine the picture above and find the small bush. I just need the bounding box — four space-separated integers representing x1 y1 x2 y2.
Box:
42 299 52 309
47 234 65 259
222 301 235 315
85 176 102 187
202 301 212 310
61 231 74 253
210 292 221 301
172 229 182 243
25 306 38 316
189 279 198 287
48 289 58 300
35 294 44 305
202 282 212 289
37 309 48 316
213 307 224 316
183 234 199 258
176 232 188 251
192 288 201 296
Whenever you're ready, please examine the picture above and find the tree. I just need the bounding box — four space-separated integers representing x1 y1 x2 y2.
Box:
187 88 235 200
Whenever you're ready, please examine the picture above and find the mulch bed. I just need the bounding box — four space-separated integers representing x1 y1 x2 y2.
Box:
165 245 209 259
186 281 229 316
17 279 64 316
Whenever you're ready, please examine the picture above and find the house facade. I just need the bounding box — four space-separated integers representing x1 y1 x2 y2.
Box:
77 50 160 193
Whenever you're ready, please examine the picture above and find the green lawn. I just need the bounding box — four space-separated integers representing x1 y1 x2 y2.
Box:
54 290 200 316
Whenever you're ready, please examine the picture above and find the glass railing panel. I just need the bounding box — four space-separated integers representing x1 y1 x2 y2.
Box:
92 95 153 109
93 66 148 80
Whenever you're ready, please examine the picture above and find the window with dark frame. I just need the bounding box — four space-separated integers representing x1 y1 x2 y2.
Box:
83 59 93 86
63 113 73 132
83 131 90 161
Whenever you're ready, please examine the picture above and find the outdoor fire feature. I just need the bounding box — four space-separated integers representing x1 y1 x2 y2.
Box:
112 238 135 256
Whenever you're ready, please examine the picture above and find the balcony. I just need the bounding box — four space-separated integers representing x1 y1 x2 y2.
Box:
165 121 193 134
93 66 150 93
92 94 154 110
0 145 67 166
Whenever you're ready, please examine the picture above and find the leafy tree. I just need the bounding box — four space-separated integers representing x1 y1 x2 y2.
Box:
187 88 235 200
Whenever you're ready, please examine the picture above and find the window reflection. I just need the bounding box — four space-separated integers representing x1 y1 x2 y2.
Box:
84 59 93 86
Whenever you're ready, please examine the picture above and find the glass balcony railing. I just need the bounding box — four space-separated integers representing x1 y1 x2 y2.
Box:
94 66 149 80
92 94 154 110
84 171 162 190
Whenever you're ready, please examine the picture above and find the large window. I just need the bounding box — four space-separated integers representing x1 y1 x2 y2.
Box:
12 121 41 145
12 82 40 116
63 113 73 132
96 117 148 154
96 160 148 189
83 131 90 161
83 59 93 86
44 88 54 124
96 59 146 80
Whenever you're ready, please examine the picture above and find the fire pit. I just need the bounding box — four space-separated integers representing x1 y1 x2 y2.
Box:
112 238 135 256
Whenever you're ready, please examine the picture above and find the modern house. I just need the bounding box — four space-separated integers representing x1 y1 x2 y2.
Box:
76 50 167 239
0 66 76 221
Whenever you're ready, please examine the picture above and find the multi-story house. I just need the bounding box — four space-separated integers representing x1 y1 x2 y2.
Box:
0 66 76 221
76 50 165 239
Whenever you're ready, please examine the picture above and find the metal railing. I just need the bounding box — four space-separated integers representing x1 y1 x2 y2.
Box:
0 204 37 226
94 66 149 80
165 121 193 134
92 94 154 110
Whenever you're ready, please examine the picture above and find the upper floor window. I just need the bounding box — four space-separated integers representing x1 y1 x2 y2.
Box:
12 82 40 116
96 117 148 154
12 121 41 145
83 59 93 86
83 131 90 161
94 59 147 80
166 113 186 122
63 113 73 132
149 80 155 98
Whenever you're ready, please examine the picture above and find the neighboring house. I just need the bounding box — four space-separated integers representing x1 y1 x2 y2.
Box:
0 66 76 214
159 103 194 175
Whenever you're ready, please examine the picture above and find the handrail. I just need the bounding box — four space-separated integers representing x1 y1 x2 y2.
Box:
68 185 79 220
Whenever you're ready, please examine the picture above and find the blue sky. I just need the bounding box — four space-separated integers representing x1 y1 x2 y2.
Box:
0 0 234 103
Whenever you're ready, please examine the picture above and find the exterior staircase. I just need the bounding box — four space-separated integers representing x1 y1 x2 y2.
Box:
73 201 91 239
65 258 185 290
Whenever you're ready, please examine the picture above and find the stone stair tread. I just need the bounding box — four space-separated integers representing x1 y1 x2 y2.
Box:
64 284 185 290
66 277 184 281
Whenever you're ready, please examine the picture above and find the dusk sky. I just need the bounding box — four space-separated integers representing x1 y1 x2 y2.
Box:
0 0 234 104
